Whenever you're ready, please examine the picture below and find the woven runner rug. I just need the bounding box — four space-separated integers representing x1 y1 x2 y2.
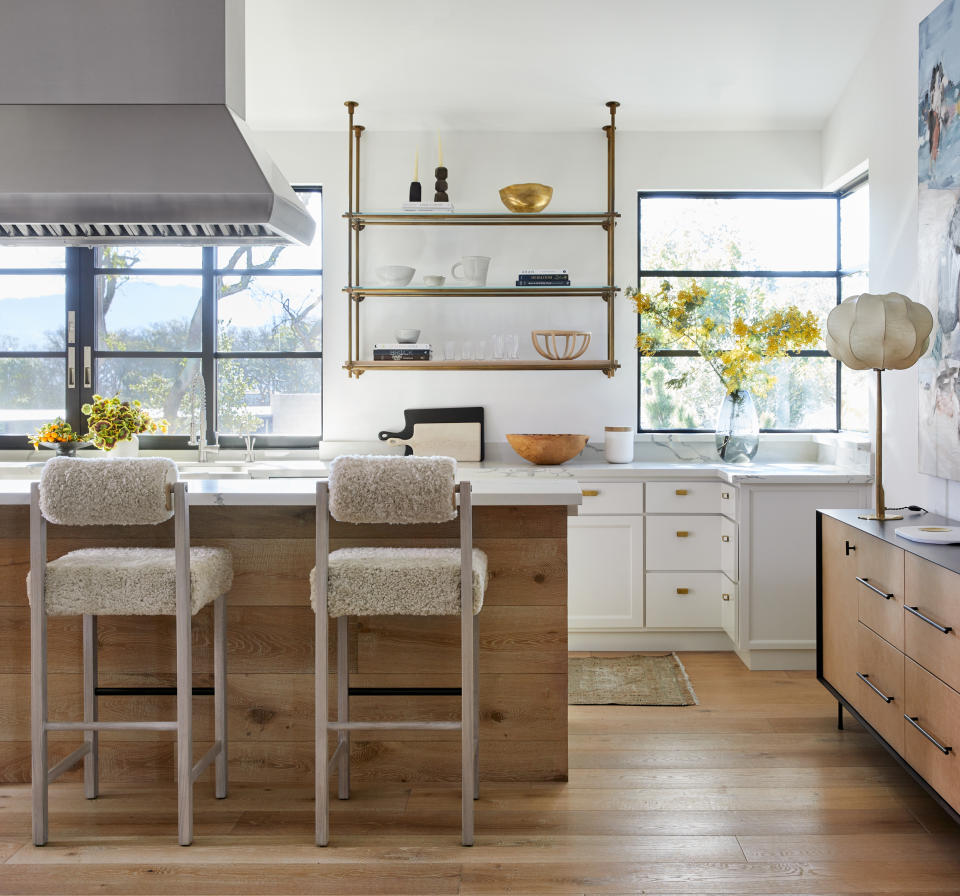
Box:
568 653 698 705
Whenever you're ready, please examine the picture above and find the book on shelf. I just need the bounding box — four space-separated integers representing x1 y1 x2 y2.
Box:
516 278 571 286
518 268 568 275
373 343 432 350
401 201 454 212
517 273 571 282
373 349 432 361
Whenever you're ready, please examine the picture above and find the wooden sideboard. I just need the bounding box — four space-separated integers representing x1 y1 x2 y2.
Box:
818 509 960 822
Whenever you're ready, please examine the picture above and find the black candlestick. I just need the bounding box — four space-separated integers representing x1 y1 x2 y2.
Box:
408 181 422 202
434 166 449 202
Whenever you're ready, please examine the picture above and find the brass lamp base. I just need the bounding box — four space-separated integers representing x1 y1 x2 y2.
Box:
858 512 903 521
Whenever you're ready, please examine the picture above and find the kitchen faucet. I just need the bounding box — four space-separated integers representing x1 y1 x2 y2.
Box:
186 372 219 463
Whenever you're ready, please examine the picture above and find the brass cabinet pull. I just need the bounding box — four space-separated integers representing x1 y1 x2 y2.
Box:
721 593 731 601
905 715 952 755
676 531 689 538
676 587 689 595
904 605 953 634
721 535 730 543
721 491 730 499
675 488 688 496
582 489 599 497
856 576 893 599
857 672 893 703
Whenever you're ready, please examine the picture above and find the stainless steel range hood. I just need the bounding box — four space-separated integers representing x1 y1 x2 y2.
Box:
0 1 315 247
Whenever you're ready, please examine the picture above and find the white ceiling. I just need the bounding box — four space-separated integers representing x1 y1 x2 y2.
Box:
244 0 888 133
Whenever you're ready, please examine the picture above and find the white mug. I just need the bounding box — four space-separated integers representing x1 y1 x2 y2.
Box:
451 255 491 287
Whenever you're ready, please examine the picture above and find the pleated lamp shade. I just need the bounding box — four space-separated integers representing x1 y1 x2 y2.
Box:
824 292 933 521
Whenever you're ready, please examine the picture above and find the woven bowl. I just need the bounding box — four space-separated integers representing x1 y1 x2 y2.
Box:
498 183 554 213
506 433 589 465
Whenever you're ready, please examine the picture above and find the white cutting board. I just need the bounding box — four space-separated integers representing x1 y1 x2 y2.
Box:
387 422 483 461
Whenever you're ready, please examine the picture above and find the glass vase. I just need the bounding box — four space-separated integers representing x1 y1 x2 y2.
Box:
715 389 759 463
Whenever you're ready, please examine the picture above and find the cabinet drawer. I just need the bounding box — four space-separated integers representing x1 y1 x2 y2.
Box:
720 581 737 643
904 658 960 812
720 516 738 581
855 623 905 754
646 481 736 516
855 532 904 650
577 481 644 515
645 572 726 629
645 515 721 570
905 554 960 693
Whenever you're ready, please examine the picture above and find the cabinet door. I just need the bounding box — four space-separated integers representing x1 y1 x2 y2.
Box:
568 515 644 629
821 516 860 697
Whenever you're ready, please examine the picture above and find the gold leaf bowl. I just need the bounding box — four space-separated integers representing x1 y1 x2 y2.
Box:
498 183 554 213
506 433 589 465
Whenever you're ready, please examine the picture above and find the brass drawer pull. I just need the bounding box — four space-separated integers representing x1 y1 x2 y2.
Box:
721 535 730 543
856 576 893 599
676 531 689 538
905 605 953 634
721 491 730 499
905 715 952 755
857 672 893 704
676 587 689 595
721 593 731 601
675 489 688 496
582 489 599 497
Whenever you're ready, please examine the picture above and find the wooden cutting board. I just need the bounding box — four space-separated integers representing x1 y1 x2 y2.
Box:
379 407 484 461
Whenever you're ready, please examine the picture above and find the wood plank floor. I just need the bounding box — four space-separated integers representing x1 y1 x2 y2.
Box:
2 651 960 895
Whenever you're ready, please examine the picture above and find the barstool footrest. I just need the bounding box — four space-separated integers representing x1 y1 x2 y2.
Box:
95 686 215 697
348 686 461 697
328 720 462 731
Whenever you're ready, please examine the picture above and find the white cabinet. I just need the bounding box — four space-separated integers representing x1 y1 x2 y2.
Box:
645 571 726 628
645 515 722 571
568 515 644 629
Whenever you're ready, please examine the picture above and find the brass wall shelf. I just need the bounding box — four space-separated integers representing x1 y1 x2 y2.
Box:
343 100 621 378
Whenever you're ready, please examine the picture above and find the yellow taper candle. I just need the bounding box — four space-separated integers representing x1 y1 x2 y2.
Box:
414 148 419 181
438 134 443 166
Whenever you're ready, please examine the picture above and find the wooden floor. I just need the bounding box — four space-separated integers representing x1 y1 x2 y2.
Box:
2 651 960 895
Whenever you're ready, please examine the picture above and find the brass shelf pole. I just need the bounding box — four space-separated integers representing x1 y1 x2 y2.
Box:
603 101 619 378
345 101 357 377
353 123 365 374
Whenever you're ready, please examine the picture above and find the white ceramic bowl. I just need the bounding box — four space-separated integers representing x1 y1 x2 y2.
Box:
395 328 421 343
377 265 415 287
423 274 446 287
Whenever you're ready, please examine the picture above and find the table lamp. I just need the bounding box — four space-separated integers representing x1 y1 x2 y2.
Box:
825 292 933 521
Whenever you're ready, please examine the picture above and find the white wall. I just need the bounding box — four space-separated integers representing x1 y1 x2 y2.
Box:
258 127 820 441
822 0 954 514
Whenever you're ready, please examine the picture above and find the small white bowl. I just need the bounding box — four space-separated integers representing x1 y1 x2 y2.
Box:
377 265 415 287
423 274 446 287
395 328 421 344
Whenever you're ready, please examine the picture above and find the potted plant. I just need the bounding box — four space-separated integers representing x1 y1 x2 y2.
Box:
28 417 87 456
81 394 168 455
629 280 821 462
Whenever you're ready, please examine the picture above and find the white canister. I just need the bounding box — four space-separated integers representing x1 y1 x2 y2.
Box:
604 426 634 463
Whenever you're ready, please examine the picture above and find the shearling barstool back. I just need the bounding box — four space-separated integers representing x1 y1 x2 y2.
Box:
28 457 233 846
311 455 487 846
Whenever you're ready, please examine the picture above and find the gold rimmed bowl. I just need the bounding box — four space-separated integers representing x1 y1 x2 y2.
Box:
498 183 554 213
506 433 589 465
531 330 591 360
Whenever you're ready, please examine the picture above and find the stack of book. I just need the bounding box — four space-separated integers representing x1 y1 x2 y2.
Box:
515 268 570 287
373 343 432 361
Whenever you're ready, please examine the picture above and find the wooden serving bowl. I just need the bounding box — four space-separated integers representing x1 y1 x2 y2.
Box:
531 330 591 360
506 433 589 465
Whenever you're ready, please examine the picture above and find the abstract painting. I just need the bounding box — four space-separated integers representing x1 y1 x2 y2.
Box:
919 0 960 480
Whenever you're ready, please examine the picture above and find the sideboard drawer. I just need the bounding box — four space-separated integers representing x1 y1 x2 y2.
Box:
645 572 724 629
647 481 730 515
855 623 905 754
905 554 960 693
855 533 904 651
577 481 644 515
904 658 960 810
645 515 722 570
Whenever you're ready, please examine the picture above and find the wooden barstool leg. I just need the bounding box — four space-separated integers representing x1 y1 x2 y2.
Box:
315 481 330 846
174 483 193 846
460 482 475 846
214 595 228 799
30 485 48 846
337 615 350 800
473 620 479 800
82 614 99 799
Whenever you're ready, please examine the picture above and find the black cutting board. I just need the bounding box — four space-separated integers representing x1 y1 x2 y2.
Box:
378 407 485 461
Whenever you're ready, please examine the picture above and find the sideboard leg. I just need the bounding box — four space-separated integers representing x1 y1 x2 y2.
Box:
837 701 844 731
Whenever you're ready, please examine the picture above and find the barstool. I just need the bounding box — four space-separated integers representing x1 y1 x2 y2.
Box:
311 454 487 846
28 457 233 846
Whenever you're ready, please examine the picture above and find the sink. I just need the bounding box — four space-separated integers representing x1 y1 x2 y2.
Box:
176 463 250 479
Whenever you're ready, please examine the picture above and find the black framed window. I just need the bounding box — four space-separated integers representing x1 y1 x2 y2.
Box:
0 187 322 449
637 181 869 432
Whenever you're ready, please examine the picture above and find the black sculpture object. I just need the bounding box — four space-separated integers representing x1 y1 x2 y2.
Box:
434 166 449 202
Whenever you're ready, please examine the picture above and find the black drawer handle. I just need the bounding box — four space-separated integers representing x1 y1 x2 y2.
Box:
857 672 894 703
905 715 953 755
904 605 953 634
845 540 856 555
856 576 893 599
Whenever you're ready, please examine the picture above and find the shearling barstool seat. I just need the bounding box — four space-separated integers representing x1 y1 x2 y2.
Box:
311 455 487 847
28 457 233 847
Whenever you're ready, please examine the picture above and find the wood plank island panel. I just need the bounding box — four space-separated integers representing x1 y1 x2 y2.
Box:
0 504 568 784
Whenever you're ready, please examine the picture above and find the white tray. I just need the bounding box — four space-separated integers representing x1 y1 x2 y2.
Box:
895 525 960 544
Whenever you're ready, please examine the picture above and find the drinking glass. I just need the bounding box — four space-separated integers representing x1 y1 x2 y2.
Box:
504 333 519 359
491 335 504 359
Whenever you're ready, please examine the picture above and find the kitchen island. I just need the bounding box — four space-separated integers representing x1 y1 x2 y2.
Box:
0 476 579 787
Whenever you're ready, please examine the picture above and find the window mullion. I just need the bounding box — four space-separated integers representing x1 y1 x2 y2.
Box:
202 247 216 439
75 248 97 428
